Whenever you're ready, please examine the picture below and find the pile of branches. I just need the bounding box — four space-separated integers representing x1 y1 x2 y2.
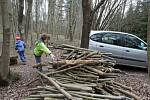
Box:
26 44 140 100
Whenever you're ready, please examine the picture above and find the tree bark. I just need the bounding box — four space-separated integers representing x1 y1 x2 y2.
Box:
80 0 92 48
24 0 33 43
147 4 150 80
81 0 106 48
18 0 24 39
0 0 11 86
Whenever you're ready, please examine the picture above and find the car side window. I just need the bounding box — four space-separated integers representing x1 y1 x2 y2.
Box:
123 35 147 50
90 33 105 42
101 33 122 46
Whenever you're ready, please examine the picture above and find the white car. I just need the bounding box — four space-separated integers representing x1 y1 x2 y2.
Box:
89 30 147 68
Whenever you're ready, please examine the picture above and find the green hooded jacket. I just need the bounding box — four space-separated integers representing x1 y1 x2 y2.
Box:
34 41 51 56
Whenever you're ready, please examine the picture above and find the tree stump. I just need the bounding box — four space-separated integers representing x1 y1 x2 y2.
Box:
10 56 18 65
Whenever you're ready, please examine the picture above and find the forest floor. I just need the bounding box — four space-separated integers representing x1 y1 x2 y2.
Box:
0 41 150 100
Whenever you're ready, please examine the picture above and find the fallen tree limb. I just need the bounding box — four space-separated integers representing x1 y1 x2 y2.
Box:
30 94 64 98
60 44 112 55
69 91 130 100
65 49 78 60
46 64 84 76
78 52 99 60
112 81 132 91
76 52 89 59
84 66 118 77
107 85 140 100
37 71 75 100
24 78 39 86
56 80 93 92
52 59 112 67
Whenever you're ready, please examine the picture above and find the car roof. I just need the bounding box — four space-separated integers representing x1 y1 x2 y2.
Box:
90 30 129 35
90 30 147 44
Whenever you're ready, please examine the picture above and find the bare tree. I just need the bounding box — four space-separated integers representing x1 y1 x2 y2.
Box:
18 0 24 39
0 0 11 86
81 0 106 48
24 0 33 43
147 3 150 80
68 0 73 41
35 0 39 39
47 0 56 36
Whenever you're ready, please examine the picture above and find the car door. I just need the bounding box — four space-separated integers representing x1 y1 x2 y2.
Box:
121 34 147 68
89 32 105 51
96 32 125 64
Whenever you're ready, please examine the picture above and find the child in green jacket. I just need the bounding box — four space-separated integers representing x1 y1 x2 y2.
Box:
34 33 55 71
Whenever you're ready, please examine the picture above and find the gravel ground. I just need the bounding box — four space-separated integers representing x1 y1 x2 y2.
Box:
0 55 150 100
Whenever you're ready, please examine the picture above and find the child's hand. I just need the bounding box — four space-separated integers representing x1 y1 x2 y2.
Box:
50 54 56 61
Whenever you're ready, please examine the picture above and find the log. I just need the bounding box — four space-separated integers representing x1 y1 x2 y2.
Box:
79 68 98 75
65 49 78 60
116 88 140 100
71 93 109 100
30 94 64 98
112 81 132 91
60 44 112 55
56 64 72 71
24 98 42 100
37 71 75 100
69 91 130 100
78 52 99 60
103 84 120 96
56 80 93 92
24 78 39 86
84 66 118 77
107 85 140 100
76 74 98 79
52 60 111 67
46 64 84 75
94 87 110 95
66 72 96 83
76 52 89 59
61 44 94 52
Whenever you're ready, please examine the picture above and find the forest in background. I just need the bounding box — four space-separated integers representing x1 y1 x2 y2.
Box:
0 0 149 45
0 1 150 99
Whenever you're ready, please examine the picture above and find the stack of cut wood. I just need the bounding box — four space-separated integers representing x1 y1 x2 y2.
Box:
27 44 140 100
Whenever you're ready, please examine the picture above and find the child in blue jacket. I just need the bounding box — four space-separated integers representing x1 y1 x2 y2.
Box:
15 36 26 64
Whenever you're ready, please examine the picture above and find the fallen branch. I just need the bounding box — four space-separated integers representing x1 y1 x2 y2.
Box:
37 71 75 100
69 91 130 100
65 49 78 60
46 64 84 76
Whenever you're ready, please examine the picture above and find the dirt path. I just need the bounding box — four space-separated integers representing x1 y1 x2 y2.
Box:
0 54 40 100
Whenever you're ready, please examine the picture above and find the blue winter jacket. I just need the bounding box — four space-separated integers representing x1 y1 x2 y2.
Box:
15 40 26 51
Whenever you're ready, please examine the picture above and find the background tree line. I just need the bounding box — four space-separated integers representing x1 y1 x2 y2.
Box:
0 0 148 45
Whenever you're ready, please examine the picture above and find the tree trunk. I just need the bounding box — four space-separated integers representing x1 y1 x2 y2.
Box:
147 5 150 80
0 0 11 86
81 0 106 48
80 0 92 48
35 0 39 40
18 0 24 39
68 0 74 42
24 0 33 43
